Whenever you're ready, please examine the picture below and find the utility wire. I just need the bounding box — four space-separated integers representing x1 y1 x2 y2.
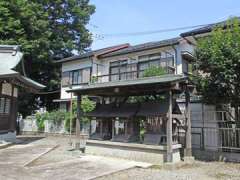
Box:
92 23 213 40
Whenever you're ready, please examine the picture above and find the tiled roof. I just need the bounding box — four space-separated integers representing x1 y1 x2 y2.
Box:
0 45 45 90
56 43 130 63
181 17 240 37
56 37 181 63
100 37 181 58
0 69 45 90
67 74 187 94
0 45 23 70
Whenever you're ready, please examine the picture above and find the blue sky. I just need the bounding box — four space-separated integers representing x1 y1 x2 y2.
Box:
89 0 240 50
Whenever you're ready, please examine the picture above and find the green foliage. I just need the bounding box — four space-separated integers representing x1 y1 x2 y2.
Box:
36 111 71 131
36 112 49 131
81 96 96 113
65 96 96 131
0 0 95 116
143 66 166 77
47 111 70 126
194 17 240 107
64 114 76 132
90 76 98 83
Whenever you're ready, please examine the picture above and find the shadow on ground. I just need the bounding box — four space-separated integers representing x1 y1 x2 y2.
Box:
16 135 45 144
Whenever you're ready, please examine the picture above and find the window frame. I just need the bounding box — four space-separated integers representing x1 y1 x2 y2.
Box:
0 96 11 116
61 67 92 87
109 53 174 81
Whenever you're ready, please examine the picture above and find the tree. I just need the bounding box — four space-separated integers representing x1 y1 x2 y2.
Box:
0 0 95 116
194 18 240 126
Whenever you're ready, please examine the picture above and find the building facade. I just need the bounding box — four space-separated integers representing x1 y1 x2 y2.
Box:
0 45 45 142
56 37 194 110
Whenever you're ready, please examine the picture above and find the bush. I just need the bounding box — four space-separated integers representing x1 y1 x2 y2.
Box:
36 111 70 132
35 96 96 133
48 111 69 126
143 66 166 77
36 112 49 131
64 111 76 132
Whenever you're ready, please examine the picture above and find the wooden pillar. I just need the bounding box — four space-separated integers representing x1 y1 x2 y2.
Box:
100 120 103 138
89 119 92 136
185 87 192 157
112 119 115 140
75 94 81 150
125 120 128 136
166 90 173 162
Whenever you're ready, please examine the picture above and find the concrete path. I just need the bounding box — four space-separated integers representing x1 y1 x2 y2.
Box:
0 136 151 180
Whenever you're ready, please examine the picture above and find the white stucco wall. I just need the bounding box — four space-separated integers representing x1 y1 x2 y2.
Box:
61 58 92 99
60 39 195 100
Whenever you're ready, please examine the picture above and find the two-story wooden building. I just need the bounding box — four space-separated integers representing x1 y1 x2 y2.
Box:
56 37 195 163
56 37 194 109
0 45 45 142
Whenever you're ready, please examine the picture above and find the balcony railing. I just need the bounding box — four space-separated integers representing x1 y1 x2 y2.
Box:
90 66 175 84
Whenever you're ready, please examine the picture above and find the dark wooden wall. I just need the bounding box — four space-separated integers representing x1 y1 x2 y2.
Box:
0 82 18 134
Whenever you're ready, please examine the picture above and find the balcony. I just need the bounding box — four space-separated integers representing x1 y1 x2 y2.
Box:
91 65 176 84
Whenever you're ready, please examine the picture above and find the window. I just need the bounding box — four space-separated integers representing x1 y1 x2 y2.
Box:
72 71 79 85
4 99 10 114
0 98 4 114
82 69 91 83
110 60 137 81
138 53 174 77
62 72 70 86
61 67 91 86
182 59 193 74
0 97 11 115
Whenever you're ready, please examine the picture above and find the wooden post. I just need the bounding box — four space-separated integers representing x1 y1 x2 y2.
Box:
100 120 103 139
185 87 192 157
89 119 92 136
69 91 73 144
167 90 173 162
112 119 115 140
75 94 81 150
201 103 205 150
125 120 128 136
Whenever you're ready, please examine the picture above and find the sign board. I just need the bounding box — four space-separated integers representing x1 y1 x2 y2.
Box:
2 83 12 96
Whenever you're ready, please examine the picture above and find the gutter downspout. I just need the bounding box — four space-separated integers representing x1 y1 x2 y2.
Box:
172 45 178 75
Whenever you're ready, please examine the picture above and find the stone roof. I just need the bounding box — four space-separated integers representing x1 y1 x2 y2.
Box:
181 17 240 37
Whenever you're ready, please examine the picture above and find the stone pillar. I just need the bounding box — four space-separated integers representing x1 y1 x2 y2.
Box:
166 90 173 162
185 87 193 157
75 94 81 150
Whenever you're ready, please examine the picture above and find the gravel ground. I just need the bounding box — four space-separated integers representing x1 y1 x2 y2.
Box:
3 135 240 180
96 161 240 180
